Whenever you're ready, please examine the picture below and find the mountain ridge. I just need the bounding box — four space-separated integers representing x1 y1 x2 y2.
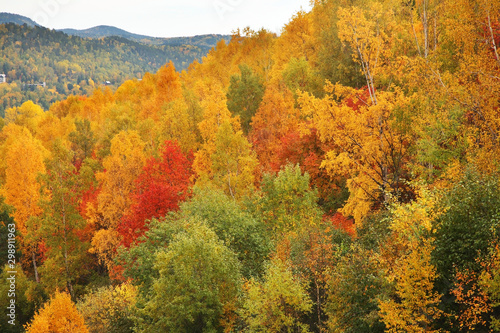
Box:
59 25 154 42
0 12 39 27
0 12 231 46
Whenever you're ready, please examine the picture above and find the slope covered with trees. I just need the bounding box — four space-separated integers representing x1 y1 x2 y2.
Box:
0 22 227 117
1 0 500 331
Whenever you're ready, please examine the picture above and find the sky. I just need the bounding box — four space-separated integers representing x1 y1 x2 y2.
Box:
0 0 312 38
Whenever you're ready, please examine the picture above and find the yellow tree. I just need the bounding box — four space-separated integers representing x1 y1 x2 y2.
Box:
1 124 47 282
36 112 74 150
296 1 416 223
379 240 443 332
209 119 258 199
378 188 444 332
90 130 145 269
182 28 275 92
300 83 411 224
336 2 392 104
24 291 89 333
192 81 257 199
77 283 137 333
155 98 200 153
438 0 500 169
240 257 313 332
392 0 500 175
192 83 243 188
272 10 318 71
4 100 45 136
115 63 183 122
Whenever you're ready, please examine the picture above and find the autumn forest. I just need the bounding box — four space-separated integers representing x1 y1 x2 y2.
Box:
1 0 500 332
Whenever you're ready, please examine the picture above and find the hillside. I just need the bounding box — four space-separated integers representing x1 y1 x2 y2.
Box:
3 1 500 333
0 22 226 116
0 12 38 27
160 34 231 48
59 25 153 41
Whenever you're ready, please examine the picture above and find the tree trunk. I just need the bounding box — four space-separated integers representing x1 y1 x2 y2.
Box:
32 250 39 283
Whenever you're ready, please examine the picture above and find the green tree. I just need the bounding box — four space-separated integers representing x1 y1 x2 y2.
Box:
434 169 500 286
118 214 185 296
326 246 386 333
258 164 322 234
68 118 96 163
180 187 271 278
136 220 242 333
310 0 364 88
282 57 324 100
240 257 313 332
0 264 46 333
37 140 89 299
226 64 265 134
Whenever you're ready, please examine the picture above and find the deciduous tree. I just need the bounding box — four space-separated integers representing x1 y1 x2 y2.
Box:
91 130 145 269
226 64 265 134
136 221 241 333
240 257 313 333
118 140 192 248
24 291 89 333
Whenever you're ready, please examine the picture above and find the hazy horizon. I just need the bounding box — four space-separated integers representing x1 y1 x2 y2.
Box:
0 0 312 38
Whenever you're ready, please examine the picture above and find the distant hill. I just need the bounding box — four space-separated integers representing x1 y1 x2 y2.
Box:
0 12 230 48
0 12 38 27
0 23 225 116
160 34 231 48
0 12 232 117
59 25 231 48
59 25 152 41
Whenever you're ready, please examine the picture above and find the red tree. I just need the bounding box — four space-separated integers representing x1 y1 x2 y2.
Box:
118 141 193 247
272 127 344 210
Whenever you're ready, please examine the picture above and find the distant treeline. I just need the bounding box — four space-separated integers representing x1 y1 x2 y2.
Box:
0 23 223 116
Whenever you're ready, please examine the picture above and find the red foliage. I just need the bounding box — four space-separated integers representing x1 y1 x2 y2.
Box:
78 184 99 220
272 128 324 172
37 241 48 263
344 87 371 111
272 128 340 205
325 212 355 238
118 141 193 248
109 264 126 282
482 18 500 58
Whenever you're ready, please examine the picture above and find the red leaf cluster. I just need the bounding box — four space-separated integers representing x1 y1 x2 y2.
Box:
118 141 193 247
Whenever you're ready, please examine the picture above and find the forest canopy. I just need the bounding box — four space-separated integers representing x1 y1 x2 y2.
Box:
1 0 500 331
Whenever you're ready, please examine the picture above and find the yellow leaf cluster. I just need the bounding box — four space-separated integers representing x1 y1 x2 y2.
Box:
301 84 410 224
1 125 47 235
77 282 137 333
96 130 146 229
25 291 89 333
379 240 443 333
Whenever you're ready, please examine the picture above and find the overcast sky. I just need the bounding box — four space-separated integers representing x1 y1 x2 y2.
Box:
1 0 312 37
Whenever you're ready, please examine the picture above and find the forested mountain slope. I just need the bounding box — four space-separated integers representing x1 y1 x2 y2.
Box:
1 0 500 332
0 22 227 116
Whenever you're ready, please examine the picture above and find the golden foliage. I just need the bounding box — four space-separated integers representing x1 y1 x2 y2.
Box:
379 188 444 332
25 291 89 333
1 125 47 235
240 257 313 332
300 84 411 224
96 130 146 229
